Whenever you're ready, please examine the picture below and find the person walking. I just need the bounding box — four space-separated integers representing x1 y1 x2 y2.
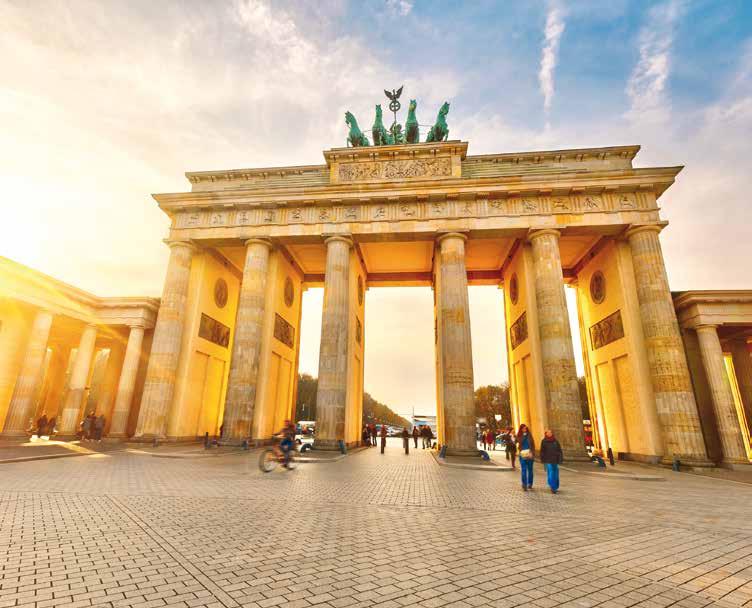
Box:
401 427 410 455
80 413 94 441
36 412 48 437
370 423 377 446
412 426 419 449
362 425 370 447
94 414 106 442
516 424 535 491
539 429 563 494
426 426 434 449
505 428 517 469
380 424 387 454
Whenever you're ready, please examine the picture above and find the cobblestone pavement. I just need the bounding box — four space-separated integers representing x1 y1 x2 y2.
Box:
0 439 751 608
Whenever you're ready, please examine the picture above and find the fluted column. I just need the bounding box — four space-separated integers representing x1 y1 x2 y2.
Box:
222 238 272 443
730 340 752 426
134 241 196 439
627 225 709 465
1 310 53 436
314 236 352 450
436 233 476 455
696 325 748 464
529 229 587 458
58 323 98 435
108 324 145 438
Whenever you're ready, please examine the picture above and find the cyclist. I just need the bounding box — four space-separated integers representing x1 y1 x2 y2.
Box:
277 419 296 468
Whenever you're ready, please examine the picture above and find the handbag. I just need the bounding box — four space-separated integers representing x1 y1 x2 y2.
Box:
519 449 533 460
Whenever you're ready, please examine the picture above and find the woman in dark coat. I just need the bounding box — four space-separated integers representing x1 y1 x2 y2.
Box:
539 429 564 494
516 424 535 491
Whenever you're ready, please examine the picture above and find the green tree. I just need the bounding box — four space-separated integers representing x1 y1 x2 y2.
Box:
293 374 410 428
474 383 511 431
294 373 318 421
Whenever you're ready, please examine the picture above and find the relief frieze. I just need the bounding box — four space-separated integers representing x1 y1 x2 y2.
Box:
338 157 452 182
510 311 528 350
273 313 295 348
589 310 625 350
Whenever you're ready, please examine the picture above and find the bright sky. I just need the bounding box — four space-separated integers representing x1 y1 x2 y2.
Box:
2 1 751 418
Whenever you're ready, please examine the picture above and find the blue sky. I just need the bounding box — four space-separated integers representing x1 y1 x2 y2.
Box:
1 0 750 416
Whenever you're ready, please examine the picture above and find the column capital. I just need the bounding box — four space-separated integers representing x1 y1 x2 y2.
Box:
527 228 561 243
436 231 468 245
695 323 720 332
324 234 353 247
624 222 668 240
127 322 147 331
244 237 273 250
164 239 198 253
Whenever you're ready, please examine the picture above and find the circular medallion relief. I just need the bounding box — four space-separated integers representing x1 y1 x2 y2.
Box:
509 274 519 305
284 276 294 308
590 271 606 304
214 278 228 309
357 276 364 306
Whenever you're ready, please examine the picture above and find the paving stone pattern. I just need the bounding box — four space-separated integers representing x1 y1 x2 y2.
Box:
0 439 750 608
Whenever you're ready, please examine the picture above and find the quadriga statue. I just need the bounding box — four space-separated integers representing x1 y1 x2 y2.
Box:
345 111 370 147
404 99 420 144
372 105 394 146
426 102 450 142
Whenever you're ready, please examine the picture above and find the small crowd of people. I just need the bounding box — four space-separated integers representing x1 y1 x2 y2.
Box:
508 424 563 494
361 423 435 455
79 411 106 442
28 412 56 437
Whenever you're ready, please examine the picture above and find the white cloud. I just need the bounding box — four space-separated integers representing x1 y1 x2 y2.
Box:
385 0 414 17
625 0 683 124
539 2 566 113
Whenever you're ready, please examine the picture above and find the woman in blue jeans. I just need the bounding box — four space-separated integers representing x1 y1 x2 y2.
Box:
539 429 564 494
516 424 535 491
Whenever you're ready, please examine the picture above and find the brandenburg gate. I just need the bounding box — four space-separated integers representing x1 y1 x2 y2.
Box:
116 133 746 466
2 110 751 466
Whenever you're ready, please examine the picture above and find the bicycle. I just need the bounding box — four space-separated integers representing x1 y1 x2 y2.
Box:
258 435 297 472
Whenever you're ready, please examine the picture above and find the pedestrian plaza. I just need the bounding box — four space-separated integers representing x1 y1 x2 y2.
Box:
0 442 750 608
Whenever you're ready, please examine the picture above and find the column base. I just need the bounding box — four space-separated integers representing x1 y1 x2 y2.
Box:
562 447 592 462
719 459 752 470
444 447 481 457
660 455 715 468
0 430 32 440
313 439 345 451
129 434 167 444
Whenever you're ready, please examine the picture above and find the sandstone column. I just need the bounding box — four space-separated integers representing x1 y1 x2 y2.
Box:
108 324 145 438
695 325 748 464
314 236 352 450
58 323 98 436
730 340 752 426
436 233 477 455
134 241 196 439
222 238 272 443
529 229 587 458
626 225 709 465
1 310 53 436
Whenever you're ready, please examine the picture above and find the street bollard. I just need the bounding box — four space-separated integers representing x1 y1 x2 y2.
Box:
439 445 447 459
203 432 209 449
607 447 615 466
152 437 158 448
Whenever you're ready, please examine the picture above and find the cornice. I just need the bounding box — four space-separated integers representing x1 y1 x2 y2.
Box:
182 143 641 187
154 166 682 212
673 290 752 310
